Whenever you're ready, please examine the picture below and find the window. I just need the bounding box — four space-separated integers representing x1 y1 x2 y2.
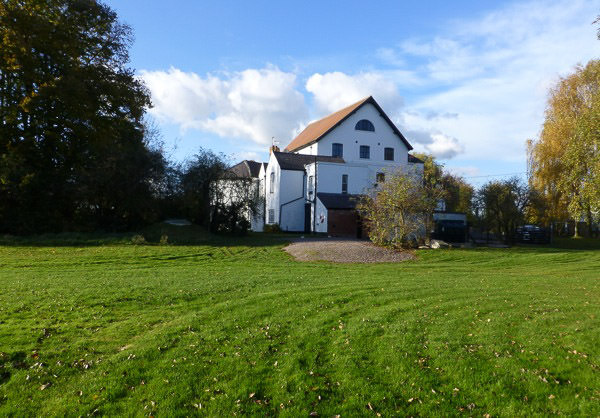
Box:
355 119 375 131
268 209 275 223
376 172 385 183
360 145 370 159
308 175 314 195
269 172 274 193
341 174 348 194
384 147 394 161
332 143 343 157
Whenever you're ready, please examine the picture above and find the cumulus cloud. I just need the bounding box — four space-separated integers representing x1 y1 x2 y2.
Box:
422 133 464 159
389 0 600 162
305 71 403 116
140 66 308 145
400 124 464 159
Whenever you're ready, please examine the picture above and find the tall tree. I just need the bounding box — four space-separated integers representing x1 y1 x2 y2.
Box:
412 153 446 239
528 60 600 236
0 0 158 233
475 177 530 243
440 173 474 216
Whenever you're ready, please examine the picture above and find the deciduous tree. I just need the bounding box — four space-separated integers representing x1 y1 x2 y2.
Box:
0 0 159 233
527 60 600 235
475 177 530 243
357 170 426 248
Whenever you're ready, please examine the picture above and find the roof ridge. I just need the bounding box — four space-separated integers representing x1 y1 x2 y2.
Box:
284 96 373 152
307 96 371 127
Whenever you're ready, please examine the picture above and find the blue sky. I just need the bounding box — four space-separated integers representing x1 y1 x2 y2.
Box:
106 0 599 185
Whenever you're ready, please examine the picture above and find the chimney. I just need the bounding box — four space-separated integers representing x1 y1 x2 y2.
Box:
269 145 280 154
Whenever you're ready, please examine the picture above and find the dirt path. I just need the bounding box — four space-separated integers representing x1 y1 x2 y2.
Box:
283 238 415 263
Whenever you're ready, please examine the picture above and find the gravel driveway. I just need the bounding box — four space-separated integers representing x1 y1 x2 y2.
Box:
283 238 415 263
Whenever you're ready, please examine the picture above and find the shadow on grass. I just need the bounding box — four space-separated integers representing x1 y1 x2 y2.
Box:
2 223 599 252
512 237 600 252
0 223 299 248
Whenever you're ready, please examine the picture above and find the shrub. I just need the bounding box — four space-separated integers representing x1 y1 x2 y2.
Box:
263 224 281 233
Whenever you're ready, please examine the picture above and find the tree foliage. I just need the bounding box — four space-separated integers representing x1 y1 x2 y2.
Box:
0 0 161 233
440 173 474 216
527 60 600 234
474 177 531 243
413 152 474 225
357 169 426 248
176 148 262 235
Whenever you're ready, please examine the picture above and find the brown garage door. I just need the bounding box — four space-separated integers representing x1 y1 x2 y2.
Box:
328 209 358 237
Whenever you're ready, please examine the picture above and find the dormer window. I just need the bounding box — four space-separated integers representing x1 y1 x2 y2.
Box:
355 119 375 132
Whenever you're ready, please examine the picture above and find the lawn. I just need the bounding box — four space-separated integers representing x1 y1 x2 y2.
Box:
0 226 599 416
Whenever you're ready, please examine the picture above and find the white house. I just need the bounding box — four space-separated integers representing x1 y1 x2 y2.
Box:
231 96 424 236
221 159 267 231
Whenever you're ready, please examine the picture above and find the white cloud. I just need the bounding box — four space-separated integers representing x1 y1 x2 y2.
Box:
446 166 481 178
391 0 600 162
232 150 262 163
140 66 308 145
422 133 464 159
305 71 403 116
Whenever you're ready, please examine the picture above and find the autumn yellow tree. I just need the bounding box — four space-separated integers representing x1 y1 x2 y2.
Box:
528 60 600 236
357 169 426 248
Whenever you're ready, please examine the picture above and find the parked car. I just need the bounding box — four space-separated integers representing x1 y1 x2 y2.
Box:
515 225 550 244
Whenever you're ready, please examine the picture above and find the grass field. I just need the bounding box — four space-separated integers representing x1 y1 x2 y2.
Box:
1 225 599 416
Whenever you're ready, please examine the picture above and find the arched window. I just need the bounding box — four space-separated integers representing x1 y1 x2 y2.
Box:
355 119 375 132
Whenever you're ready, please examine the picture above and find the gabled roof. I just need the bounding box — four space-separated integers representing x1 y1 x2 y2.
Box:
284 96 413 152
226 160 263 178
273 151 344 171
317 192 361 210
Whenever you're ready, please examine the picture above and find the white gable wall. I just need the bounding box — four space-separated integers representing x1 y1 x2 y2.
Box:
299 103 409 165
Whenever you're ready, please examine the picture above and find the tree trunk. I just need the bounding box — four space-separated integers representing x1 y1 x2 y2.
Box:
586 207 593 237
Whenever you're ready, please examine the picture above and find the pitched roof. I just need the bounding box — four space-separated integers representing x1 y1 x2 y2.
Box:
226 160 263 178
284 96 413 152
317 192 361 210
273 151 344 171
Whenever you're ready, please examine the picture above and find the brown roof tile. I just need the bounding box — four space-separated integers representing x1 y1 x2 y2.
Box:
284 97 371 152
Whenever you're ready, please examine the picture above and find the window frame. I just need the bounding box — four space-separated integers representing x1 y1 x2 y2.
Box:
384 147 394 161
359 145 370 159
332 143 343 158
341 174 348 194
355 119 375 132
268 209 275 224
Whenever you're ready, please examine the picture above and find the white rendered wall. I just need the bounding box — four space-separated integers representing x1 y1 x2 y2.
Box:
265 153 280 225
313 162 421 195
278 169 305 231
315 197 328 233
298 103 409 165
